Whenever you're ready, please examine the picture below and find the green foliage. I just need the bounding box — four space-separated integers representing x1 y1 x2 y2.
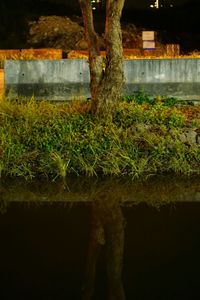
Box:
163 97 177 106
122 91 177 107
122 90 155 105
0 97 199 180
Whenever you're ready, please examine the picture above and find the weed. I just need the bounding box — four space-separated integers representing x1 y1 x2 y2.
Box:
0 97 199 180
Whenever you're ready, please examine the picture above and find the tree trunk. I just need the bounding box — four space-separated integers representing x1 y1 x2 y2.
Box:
79 0 125 117
79 0 104 112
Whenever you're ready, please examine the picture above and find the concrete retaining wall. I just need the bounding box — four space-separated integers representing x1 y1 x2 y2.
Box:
5 59 90 100
5 58 200 101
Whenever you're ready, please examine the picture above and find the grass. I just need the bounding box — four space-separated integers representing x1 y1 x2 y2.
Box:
0 94 200 181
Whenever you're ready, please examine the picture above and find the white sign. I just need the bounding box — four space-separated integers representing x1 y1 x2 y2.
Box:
142 31 155 41
143 41 155 49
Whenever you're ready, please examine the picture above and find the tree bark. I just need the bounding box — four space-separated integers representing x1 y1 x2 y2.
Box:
79 0 125 117
79 0 104 112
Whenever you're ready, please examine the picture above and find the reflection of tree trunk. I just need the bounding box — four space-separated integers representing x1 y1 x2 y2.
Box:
105 210 125 300
82 195 125 300
82 214 103 300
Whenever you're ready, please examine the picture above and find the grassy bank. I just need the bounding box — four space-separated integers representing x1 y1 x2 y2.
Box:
0 94 200 180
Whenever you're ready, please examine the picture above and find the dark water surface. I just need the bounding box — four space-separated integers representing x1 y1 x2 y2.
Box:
0 175 200 300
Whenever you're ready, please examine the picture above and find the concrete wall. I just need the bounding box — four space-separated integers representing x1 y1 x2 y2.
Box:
5 58 200 101
5 59 90 100
123 58 200 101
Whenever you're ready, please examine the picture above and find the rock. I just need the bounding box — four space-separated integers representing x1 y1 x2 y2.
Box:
180 128 197 145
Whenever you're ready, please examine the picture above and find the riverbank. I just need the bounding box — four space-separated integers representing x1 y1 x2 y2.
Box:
0 95 200 180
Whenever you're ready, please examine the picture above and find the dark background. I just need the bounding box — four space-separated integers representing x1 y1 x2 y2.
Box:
1 201 200 300
0 0 199 52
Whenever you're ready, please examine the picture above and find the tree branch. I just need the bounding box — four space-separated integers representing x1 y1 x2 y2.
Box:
79 0 104 110
79 0 100 57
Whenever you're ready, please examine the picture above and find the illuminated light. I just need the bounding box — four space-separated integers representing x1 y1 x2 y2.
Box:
91 0 102 10
155 0 159 9
150 0 159 9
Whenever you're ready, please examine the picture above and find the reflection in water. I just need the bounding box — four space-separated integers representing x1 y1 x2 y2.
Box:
0 186 10 214
1 174 200 205
1 175 200 299
82 182 125 300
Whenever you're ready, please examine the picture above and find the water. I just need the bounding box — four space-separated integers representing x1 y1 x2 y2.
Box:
0 175 200 299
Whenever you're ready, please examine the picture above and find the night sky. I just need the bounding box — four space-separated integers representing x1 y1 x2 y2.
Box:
0 0 199 52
